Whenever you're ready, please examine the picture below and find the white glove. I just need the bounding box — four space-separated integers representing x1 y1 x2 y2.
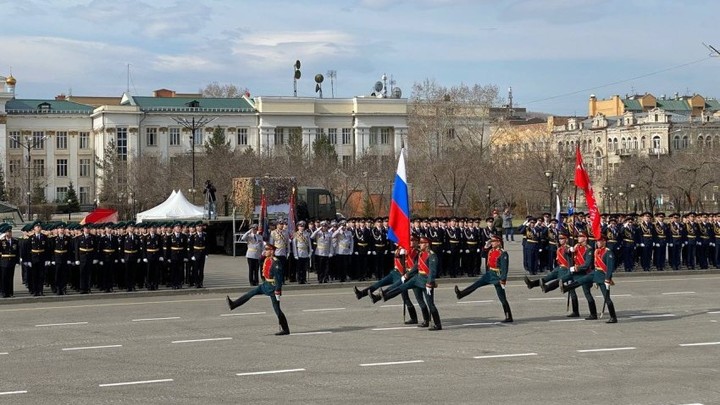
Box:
205 255 208 260
604 280 611 290
384 250 388 255
75 261 80 265
121 259 125 263
66 261 72 265
92 260 98 264
27 262 32 268
168 259 172 263
371 251 376 256
401 275 407 283
668 243 673 247
446 250 451 254
476 249 481 253
45 261 50 267
500 280 507 290
274 294 281 301
425 286 432 296
639 243 645 247
99 261 104 266
51 261 56 265
137 259 141 263
183 258 188 262
399 248 406 255
159 257 164 262
569 246 575 252
114 259 118 263
538 249 543 252
191 256 196 261
465 249 470 254
143 258 148 263
329 254 334 258
570 266 576 273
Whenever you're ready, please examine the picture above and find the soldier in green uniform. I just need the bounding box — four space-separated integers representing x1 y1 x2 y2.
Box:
524 232 572 293
561 235 617 323
454 234 513 323
227 243 290 335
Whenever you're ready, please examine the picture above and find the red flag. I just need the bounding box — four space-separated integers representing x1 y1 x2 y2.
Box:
574 144 590 191
260 188 269 241
287 187 297 240
574 145 601 238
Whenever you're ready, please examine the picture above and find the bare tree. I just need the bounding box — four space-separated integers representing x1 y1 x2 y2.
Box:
201 82 249 98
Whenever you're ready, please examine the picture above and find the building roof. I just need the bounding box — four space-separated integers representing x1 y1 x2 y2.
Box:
5 99 94 114
622 99 643 111
656 99 691 112
124 95 255 112
705 99 720 111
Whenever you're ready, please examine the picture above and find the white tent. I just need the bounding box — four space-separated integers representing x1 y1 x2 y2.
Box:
136 190 204 222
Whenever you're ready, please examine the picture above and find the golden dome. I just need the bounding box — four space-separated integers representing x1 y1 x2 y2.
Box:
6 75 16 85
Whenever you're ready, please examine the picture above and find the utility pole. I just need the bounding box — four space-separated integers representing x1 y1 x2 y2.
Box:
172 116 216 203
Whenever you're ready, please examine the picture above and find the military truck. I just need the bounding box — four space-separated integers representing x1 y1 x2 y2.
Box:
204 176 336 255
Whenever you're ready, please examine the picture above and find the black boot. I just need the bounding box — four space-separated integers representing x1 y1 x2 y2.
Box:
502 302 514 323
524 276 540 289
567 296 580 318
606 302 617 323
560 281 580 294
542 279 559 293
226 295 237 311
354 286 369 300
380 288 389 301
428 309 442 331
276 313 290 335
370 292 381 304
585 301 598 320
418 307 430 327
404 305 418 324
454 285 464 300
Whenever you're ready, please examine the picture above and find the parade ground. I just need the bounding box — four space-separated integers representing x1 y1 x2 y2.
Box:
1 251 718 404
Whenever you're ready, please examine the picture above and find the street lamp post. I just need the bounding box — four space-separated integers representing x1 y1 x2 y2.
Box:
625 183 636 212
129 192 135 220
544 171 553 212
171 116 216 203
11 134 47 221
67 199 72 221
487 185 492 214
618 191 625 212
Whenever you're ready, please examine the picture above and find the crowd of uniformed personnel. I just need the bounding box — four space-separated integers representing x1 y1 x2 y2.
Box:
0 220 209 298
517 211 720 276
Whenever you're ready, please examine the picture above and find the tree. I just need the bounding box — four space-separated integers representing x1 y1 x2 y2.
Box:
285 128 306 174
66 181 80 212
201 82 249 98
31 181 46 204
0 164 6 201
96 139 127 205
204 125 231 155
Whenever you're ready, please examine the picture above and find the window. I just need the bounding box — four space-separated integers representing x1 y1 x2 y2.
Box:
56 187 68 202
237 128 248 145
328 128 337 145
447 128 455 139
682 136 689 149
652 135 661 149
79 158 91 177
342 155 352 170
274 128 284 145
56 131 68 149
117 127 128 161
342 128 352 145
8 131 20 149
79 186 90 204
146 127 157 147
381 128 392 144
193 130 203 146
621 137 626 150
169 127 180 146
79 132 89 149
632 137 638 150
33 131 45 149
8 159 20 176
369 130 378 145
673 135 680 150
640 136 646 149
33 159 45 177
56 159 68 177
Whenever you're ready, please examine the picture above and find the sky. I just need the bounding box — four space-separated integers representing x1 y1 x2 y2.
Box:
2 0 720 115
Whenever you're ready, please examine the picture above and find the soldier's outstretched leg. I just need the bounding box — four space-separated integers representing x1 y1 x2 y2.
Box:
354 286 370 300
226 286 262 310
541 278 560 293
524 275 540 289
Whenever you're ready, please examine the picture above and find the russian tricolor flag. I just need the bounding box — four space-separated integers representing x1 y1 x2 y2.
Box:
387 148 411 251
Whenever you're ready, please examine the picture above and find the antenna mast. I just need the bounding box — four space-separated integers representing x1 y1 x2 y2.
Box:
327 70 337 98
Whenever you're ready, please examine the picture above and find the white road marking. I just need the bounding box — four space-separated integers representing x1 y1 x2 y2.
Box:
171 337 232 344
0 352 8 355
372 326 417 331
0 391 27 396
549 318 584 322
236 368 305 376
577 347 636 353
528 297 565 301
62 345 122 351
291 331 333 336
99 379 173 387
302 308 346 312
629 314 675 319
360 360 424 367
220 311 267 317
380 304 403 308
679 342 720 347
456 300 493 304
131 317 181 322
473 353 538 359
662 291 696 295
35 322 88 327
708 311 720 314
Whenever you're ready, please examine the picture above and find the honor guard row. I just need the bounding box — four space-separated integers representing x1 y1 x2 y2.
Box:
1 220 209 298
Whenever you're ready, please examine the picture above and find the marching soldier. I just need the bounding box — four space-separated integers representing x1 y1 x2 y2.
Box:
51 223 72 295
524 232 572 295
0 224 19 298
380 236 442 330
561 235 617 323
565 231 595 319
75 223 96 294
226 243 290 335
454 234 513 323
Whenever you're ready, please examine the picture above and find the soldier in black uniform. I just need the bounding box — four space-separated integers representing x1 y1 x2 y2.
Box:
445 217 461 277
353 219 371 281
75 223 96 294
190 222 208 288
167 222 188 289
426 218 445 276
97 223 117 292
370 218 387 280
51 223 72 295
462 218 480 277
0 224 20 298
27 222 49 296
142 223 163 290
121 222 142 291
653 213 669 271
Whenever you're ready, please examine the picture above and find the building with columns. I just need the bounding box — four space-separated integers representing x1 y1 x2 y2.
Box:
0 76 408 211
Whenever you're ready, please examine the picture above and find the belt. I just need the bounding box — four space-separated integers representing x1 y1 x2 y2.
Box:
526 240 538 243
31 249 45 253
488 267 501 273
549 242 557 245
124 250 138 254
375 244 385 247
146 248 160 252
623 239 634 242
79 248 94 252
357 243 368 246
431 242 442 245
642 234 652 237
265 279 276 285
449 240 460 244
672 236 681 238
53 250 68 253
171 247 185 250
588 238 596 241
103 249 116 253
687 236 696 239
467 241 478 245
193 246 206 250
700 236 710 239
1 254 16 258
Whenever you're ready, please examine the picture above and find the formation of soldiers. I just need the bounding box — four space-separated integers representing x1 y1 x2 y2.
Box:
0 220 208 298
518 211 720 275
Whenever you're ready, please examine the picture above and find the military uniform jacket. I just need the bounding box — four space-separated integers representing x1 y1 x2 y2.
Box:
331 228 353 256
190 232 208 259
75 233 96 262
143 233 163 261
29 233 50 262
98 234 117 262
353 227 371 253
51 235 73 263
427 226 445 252
370 227 387 253
311 229 334 257
167 233 187 260
463 227 479 253
292 230 313 258
594 246 615 281
669 221 686 245
269 229 289 257
260 256 284 296
122 234 142 261
653 221 670 245
0 237 20 267
574 244 594 274
622 225 637 247
487 248 509 281
241 230 263 260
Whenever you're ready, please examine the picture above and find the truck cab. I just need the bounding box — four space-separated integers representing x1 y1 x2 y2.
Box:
297 187 336 220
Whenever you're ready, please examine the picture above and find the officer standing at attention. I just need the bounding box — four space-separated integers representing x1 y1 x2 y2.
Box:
292 221 312 284
51 223 72 295
454 234 513 323
143 223 164 290
0 224 19 298
75 223 96 295
190 222 208 288
227 243 290 335
167 222 188 289
241 224 263 286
